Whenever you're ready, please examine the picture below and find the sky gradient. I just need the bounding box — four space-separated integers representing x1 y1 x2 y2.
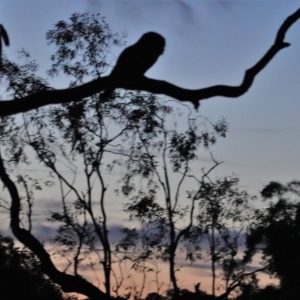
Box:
0 0 300 297
1 1 299 195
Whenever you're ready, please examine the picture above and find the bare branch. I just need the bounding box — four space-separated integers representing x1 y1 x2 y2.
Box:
219 265 270 299
1 8 300 116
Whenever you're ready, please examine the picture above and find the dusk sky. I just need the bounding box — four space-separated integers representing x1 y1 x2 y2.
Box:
0 0 300 297
1 1 299 194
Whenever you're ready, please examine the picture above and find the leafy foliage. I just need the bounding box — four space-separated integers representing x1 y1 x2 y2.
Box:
46 11 126 81
245 181 300 299
0 233 75 300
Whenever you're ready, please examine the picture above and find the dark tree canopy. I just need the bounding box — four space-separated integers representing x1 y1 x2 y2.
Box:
245 181 300 300
0 233 75 300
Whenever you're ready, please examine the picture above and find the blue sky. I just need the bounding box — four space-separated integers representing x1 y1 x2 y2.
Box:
1 0 299 295
1 1 299 195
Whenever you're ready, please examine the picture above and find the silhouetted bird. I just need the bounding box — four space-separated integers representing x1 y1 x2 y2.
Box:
101 32 165 101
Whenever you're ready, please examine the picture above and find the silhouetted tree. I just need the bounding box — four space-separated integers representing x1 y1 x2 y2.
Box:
0 12 127 300
244 181 300 300
117 104 227 298
0 11 222 300
0 232 76 300
193 178 260 298
0 12 230 298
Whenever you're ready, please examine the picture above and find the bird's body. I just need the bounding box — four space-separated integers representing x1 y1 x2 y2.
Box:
101 32 165 101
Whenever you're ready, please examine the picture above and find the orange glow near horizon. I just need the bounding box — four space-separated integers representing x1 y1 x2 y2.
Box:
60 258 279 300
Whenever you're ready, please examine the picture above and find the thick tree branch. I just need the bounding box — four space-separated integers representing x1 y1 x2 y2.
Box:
0 154 110 300
0 8 299 116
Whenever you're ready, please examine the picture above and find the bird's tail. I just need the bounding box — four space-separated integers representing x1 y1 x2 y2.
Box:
0 25 9 46
0 25 9 67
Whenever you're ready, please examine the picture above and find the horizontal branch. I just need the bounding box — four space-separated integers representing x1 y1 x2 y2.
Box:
0 154 110 300
1 7 299 117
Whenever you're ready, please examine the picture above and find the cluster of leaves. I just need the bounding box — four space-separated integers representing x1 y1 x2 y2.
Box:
46 11 126 82
0 232 76 300
244 181 300 299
